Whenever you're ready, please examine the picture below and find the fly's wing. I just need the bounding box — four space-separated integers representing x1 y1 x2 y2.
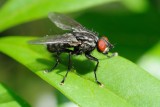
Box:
28 33 81 46
48 12 84 31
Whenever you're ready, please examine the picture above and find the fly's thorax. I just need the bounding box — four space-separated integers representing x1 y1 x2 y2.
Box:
72 31 98 53
79 40 96 52
73 29 98 42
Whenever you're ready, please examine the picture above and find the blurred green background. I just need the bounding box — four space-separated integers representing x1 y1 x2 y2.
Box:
0 0 160 107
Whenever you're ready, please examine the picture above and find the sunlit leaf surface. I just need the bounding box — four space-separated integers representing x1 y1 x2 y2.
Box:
0 36 160 107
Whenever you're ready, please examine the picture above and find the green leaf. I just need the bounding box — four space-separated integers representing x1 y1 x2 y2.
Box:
138 42 160 80
0 0 117 32
55 90 76 107
1 36 160 107
0 83 30 107
0 36 132 107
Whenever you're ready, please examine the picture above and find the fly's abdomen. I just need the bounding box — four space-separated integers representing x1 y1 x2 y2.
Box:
47 44 56 53
47 43 73 53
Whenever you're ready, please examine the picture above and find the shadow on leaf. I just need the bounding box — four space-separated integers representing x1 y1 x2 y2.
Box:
36 54 95 75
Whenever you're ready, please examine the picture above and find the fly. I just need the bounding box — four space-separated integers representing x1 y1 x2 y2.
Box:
29 12 118 86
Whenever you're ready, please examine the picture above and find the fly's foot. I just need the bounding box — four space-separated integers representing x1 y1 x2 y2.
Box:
113 52 118 56
44 69 49 73
43 69 53 73
96 81 104 87
60 80 64 85
107 52 118 58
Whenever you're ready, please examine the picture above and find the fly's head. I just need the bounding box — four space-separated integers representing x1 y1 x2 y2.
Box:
97 36 114 54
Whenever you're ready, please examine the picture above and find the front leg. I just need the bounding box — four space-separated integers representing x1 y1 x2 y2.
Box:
85 53 103 86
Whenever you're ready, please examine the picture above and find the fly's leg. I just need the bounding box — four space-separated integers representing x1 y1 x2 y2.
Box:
85 53 103 86
60 51 72 85
45 52 60 72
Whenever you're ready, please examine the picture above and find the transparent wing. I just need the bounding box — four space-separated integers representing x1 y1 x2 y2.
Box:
28 33 81 46
48 12 84 30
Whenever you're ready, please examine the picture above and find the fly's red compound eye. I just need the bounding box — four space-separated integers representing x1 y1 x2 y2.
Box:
97 39 107 53
97 36 110 53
